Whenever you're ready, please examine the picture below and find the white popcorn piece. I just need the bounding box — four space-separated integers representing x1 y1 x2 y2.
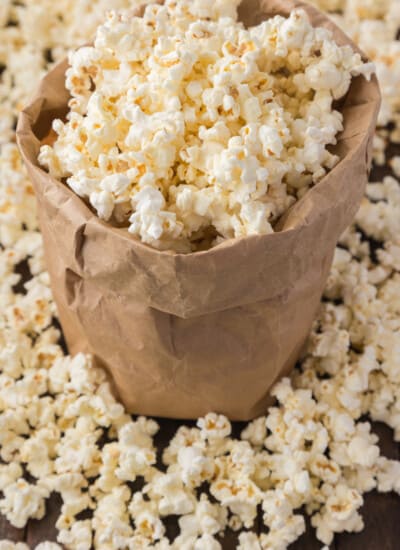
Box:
376 457 400 494
210 478 262 528
311 485 364 545
163 426 204 466
240 417 267 448
147 472 196 516
0 462 23 491
178 493 227 538
113 417 158 482
259 514 306 550
20 423 60 478
92 486 133 548
57 519 92 550
347 434 380 468
197 413 232 441
133 509 165 542
0 479 50 528
173 444 215 487
54 417 103 478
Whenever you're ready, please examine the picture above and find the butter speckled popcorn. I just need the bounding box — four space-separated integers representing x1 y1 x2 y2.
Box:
38 1 373 252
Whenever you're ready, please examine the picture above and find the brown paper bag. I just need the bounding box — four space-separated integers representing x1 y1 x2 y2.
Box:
17 0 380 420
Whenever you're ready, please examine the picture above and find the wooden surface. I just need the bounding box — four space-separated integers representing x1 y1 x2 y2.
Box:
1 148 400 549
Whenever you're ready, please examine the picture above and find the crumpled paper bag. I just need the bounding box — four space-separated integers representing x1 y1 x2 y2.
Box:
17 0 380 420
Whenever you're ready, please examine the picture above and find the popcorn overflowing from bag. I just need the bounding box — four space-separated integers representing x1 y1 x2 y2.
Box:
0 0 399 549
38 0 373 251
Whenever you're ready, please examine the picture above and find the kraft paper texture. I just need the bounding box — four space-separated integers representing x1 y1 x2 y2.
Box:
17 0 380 420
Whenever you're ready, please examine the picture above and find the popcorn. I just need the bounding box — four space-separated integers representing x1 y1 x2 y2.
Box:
57 519 93 550
146 473 196 516
1 0 400 549
347 433 380 468
197 413 232 441
92 486 133 548
210 478 262 528
376 457 400 494
39 2 373 252
0 462 23 491
20 423 60 478
163 425 204 466
134 510 165 542
40 472 93 518
260 514 306 550
112 417 158 482
240 417 267 448
54 417 103 477
178 494 227 538
309 455 341 485
311 485 364 546
0 479 50 528
311 0 400 128
173 444 215 487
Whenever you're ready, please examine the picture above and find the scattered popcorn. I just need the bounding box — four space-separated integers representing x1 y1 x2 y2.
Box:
39 1 373 251
310 0 400 130
0 0 399 549
240 417 267 448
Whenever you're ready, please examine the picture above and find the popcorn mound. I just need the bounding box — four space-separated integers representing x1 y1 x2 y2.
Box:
38 0 373 252
0 0 400 549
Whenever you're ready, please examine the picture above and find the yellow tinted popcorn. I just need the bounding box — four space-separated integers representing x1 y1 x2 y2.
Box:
311 0 400 129
39 2 373 251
